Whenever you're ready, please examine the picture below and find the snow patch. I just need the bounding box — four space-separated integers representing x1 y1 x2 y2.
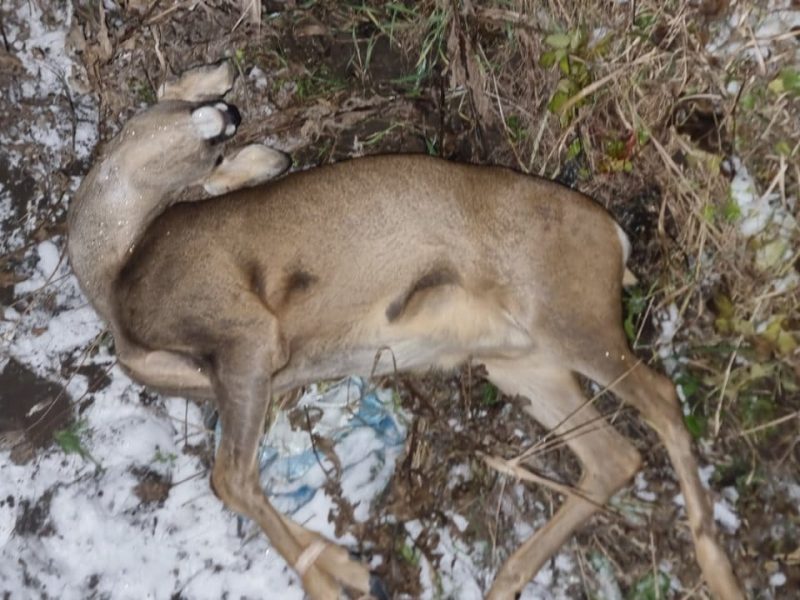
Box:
672 467 741 533
727 158 799 288
769 571 787 587
707 1 800 63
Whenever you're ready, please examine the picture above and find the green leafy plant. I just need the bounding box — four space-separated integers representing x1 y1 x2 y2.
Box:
566 137 582 160
233 47 247 70
425 134 439 156
632 12 657 39
602 136 635 173
54 420 101 467
539 28 592 120
768 67 800 96
396 539 420 566
480 382 500 407
623 286 647 343
504 114 527 143
153 449 178 465
683 413 707 439
673 369 706 439
295 66 347 100
738 393 776 431
627 571 670 600
128 78 156 105
722 197 741 222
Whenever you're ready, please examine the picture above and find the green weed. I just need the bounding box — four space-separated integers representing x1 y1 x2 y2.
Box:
54 420 101 467
396 538 420 566
539 27 592 122
128 78 156 105
480 382 500 407
623 286 647 343
295 66 347 100
627 571 670 600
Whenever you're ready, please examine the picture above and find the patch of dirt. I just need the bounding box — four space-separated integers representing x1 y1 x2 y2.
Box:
131 467 172 507
13 488 56 538
0 359 72 464
59 357 112 396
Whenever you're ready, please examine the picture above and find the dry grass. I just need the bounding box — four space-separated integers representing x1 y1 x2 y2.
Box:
2 0 798 597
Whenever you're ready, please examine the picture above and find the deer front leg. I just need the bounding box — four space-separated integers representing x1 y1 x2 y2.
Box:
275 512 381 596
208 312 373 599
483 357 642 599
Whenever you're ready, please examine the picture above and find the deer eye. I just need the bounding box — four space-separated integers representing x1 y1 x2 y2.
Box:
215 154 224 166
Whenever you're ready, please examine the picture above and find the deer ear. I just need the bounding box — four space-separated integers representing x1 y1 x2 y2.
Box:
158 61 236 103
203 144 290 196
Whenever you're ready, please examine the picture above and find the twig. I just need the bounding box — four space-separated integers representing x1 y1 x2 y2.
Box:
557 50 657 117
0 12 10 51
304 406 334 480
513 359 642 465
481 452 612 514
734 410 800 438
712 334 743 438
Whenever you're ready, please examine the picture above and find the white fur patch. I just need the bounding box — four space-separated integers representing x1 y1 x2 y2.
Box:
616 223 638 286
191 106 224 139
615 222 631 266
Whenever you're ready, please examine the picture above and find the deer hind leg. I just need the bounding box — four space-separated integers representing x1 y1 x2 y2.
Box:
207 304 373 599
572 337 745 599
273 511 382 595
482 356 641 600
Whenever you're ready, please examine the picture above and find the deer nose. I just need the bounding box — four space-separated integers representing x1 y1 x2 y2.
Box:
215 101 241 132
191 102 242 142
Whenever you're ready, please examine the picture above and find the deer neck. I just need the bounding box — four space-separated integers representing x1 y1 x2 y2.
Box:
68 157 172 324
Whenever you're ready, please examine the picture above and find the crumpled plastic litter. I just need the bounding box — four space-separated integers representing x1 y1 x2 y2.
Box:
215 376 406 516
